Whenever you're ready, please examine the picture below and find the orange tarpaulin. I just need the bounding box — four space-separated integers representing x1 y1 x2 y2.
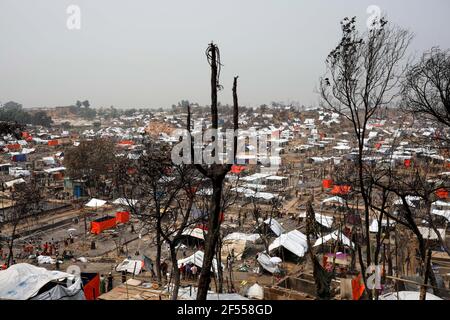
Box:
331 185 351 195
231 165 246 174
6 144 21 151
116 211 130 224
48 140 59 146
436 189 449 199
118 140 134 145
322 179 333 189
90 216 117 234
352 274 365 300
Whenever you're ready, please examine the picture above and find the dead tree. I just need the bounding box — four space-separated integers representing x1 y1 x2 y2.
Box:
186 43 239 300
402 47 450 129
5 180 43 266
305 200 335 300
320 17 412 298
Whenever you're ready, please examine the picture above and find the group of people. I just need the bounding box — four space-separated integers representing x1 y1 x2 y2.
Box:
99 273 114 294
178 262 198 281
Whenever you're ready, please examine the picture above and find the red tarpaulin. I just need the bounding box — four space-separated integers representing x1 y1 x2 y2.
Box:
436 189 449 199
322 179 333 189
231 165 246 174
6 144 21 151
90 216 117 234
116 211 130 224
404 159 411 168
48 140 59 146
118 140 134 145
82 273 100 300
375 143 382 150
331 185 351 195
352 274 365 300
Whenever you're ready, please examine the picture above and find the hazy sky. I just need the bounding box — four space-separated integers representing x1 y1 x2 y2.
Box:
1 0 450 109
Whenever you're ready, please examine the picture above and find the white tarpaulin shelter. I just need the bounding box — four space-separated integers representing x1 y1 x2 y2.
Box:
177 251 223 274
315 213 334 228
268 230 308 258
4 178 26 188
257 252 280 274
0 263 84 300
115 259 143 275
112 198 138 207
223 233 261 243
182 227 207 240
322 196 346 205
379 291 442 300
313 230 354 249
262 218 285 236
417 227 446 240
85 198 107 208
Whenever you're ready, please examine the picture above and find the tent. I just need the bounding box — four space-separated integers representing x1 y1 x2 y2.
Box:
268 229 308 258
90 216 117 234
115 259 143 275
113 197 138 207
223 232 261 243
182 227 207 240
85 198 107 208
81 273 100 300
262 218 285 236
315 213 334 228
177 251 223 274
116 211 130 224
313 230 354 249
0 263 84 300
257 252 280 274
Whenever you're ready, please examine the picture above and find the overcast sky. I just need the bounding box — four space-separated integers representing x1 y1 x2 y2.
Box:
1 0 449 109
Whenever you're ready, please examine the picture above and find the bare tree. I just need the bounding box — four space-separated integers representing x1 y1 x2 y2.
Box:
319 16 412 297
185 43 239 300
402 47 450 128
4 180 43 266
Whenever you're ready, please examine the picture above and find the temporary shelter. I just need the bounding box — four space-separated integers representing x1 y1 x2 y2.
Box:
313 230 354 249
261 218 285 237
268 229 308 259
315 213 334 228
115 211 130 224
177 251 223 274
81 273 100 300
90 216 117 234
115 259 144 275
112 197 138 207
182 227 207 241
85 198 107 208
222 233 261 261
257 252 281 274
0 263 84 300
